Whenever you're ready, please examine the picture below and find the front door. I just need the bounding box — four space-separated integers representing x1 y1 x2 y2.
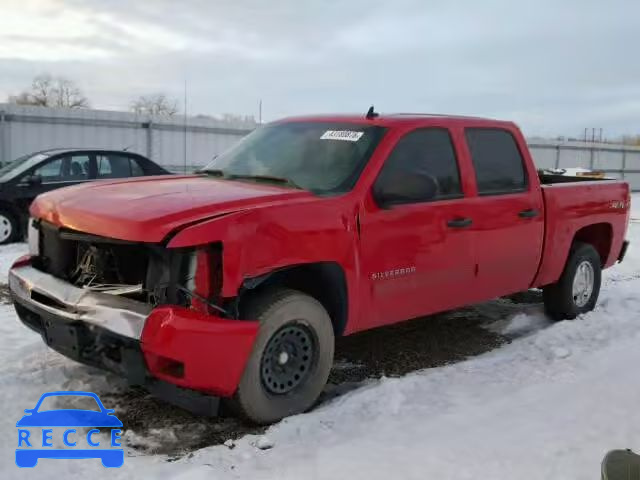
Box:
359 128 476 329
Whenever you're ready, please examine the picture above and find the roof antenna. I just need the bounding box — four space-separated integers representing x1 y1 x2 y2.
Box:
365 105 379 120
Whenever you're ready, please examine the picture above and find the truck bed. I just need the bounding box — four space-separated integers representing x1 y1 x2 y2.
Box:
538 172 610 185
533 179 630 287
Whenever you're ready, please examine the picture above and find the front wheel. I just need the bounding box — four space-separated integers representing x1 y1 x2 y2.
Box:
227 288 335 425
543 242 602 320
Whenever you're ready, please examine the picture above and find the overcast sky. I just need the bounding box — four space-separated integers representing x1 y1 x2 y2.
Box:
0 0 638 138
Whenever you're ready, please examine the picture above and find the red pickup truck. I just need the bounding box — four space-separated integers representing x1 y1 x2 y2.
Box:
9 113 631 424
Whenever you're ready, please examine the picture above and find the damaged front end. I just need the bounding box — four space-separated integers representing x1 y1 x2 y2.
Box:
10 220 259 414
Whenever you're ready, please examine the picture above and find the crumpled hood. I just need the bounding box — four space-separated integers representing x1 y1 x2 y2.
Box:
30 175 312 242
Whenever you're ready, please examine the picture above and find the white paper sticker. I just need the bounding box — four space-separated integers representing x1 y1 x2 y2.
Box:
320 130 364 142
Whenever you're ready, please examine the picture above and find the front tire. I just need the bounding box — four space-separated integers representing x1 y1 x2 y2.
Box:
228 288 335 425
0 209 18 245
543 242 602 320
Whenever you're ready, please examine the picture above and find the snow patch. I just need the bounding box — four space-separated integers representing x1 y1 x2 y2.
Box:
0 194 637 479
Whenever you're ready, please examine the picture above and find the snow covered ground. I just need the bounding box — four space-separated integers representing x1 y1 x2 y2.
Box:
1 196 638 479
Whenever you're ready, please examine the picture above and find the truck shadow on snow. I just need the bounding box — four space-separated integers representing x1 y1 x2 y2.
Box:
84 292 544 457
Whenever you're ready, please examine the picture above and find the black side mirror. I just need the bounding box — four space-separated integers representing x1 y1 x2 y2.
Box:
24 174 42 186
373 170 439 208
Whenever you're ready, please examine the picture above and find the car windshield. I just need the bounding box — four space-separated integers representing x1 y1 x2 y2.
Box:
0 152 49 181
202 122 386 194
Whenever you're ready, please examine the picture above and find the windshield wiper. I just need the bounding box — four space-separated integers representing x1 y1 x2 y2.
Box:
226 174 303 190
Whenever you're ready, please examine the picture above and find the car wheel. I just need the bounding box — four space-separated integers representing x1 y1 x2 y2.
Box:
543 242 602 320
0 209 18 245
227 288 335 425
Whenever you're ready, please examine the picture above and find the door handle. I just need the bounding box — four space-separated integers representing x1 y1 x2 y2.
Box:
447 218 473 228
518 209 539 218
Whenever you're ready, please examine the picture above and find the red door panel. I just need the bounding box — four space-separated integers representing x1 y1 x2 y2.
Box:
466 193 544 301
359 197 476 329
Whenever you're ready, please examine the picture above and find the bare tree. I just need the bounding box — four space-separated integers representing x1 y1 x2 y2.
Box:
8 74 90 108
130 93 179 116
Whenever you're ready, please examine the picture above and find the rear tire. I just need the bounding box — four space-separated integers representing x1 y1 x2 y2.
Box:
227 288 334 425
0 208 18 245
543 242 601 320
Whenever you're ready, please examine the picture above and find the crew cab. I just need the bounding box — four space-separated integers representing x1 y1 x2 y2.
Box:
9 112 631 424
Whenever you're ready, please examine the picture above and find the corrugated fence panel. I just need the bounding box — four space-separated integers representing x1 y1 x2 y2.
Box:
626 152 640 169
1 104 639 190
0 103 255 172
558 147 591 168
528 146 557 169
624 173 640 191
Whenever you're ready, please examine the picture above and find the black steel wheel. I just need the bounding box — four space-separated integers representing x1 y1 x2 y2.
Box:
226 288 334 425
260 323 316 395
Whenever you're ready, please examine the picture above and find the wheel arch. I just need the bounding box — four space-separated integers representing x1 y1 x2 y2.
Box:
239 262 349 336
571 222 613 266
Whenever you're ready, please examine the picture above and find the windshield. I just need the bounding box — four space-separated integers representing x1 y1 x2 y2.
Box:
0 152 48 181
202 122 386 194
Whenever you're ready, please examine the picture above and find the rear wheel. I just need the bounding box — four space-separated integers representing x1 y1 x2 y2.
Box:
227 288 335 424
0 209 18 245
543 242 602 320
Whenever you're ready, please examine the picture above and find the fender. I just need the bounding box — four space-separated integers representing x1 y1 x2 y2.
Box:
167 195 363 330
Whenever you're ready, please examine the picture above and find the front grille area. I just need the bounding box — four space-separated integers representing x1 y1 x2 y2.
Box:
33 221 172 305
36 222 149 286
31 221 223 311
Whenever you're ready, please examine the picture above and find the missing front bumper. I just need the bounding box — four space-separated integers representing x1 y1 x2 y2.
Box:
9 260 260 414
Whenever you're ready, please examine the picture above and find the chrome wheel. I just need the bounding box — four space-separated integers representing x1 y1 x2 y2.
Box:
0 214 13 243
572 260 594 307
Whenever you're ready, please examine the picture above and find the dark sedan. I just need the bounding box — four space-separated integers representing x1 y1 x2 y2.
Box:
0 148 170 244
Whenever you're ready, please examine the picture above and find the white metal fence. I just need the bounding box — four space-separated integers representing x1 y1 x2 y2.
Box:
528 140 640 191
0 104 256 172
1 104 638 190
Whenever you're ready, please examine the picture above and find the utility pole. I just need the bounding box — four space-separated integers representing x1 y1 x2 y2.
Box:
183 79 187 173
259 99 263 124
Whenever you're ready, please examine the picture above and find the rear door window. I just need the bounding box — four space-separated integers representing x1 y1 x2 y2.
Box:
129 157 145 176
465 128 527 195
97 154 132 179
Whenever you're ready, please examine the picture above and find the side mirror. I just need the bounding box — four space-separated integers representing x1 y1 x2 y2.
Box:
373 170 439 208
24 174 42 186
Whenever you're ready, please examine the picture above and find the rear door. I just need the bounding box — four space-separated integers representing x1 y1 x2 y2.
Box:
463 128 544 299
359 127 477 328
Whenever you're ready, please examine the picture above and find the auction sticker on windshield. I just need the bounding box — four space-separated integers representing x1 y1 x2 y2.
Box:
320 130 364 141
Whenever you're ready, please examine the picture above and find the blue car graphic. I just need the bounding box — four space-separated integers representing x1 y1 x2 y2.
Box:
16 391 124 468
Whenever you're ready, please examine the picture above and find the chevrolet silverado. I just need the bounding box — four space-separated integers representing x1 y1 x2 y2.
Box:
9 112 631 424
